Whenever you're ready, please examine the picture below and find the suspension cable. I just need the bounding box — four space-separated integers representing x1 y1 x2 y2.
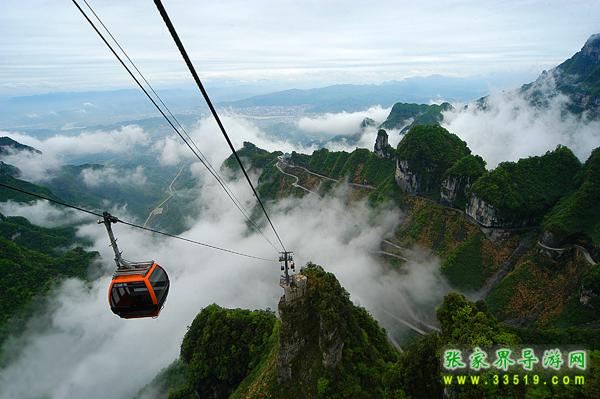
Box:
153 0 287 252
72 0 279 252
0 182 276 262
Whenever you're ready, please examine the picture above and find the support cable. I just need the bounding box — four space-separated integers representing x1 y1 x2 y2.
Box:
72 0 279 252
153 0 287 252
0 182 276 262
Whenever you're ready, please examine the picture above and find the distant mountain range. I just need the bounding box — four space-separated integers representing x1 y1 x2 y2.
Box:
222 75 515 113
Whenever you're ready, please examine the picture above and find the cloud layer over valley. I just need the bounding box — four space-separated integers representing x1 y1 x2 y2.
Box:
442 78 600 167
0 162 448 399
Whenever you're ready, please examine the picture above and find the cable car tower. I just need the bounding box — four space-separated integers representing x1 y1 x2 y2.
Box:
279 251 295 286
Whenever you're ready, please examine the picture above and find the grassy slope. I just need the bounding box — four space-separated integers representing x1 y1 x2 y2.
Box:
395 197 519 291
487 248 596 326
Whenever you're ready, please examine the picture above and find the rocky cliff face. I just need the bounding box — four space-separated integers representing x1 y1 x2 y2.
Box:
440 175 474 207
277 273 343 384
582 33 600 63
465 194 504 227
465 194 536 228
374 129 390 158
271 265 398 399
395 159 419 194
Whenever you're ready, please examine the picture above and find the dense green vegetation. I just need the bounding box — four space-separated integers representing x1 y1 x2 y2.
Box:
442 154 487 208
543 147 600 247
0 213 98 348
396 125 470 199
290 147 395 187
397 293 600 398
441 232 493 291
223 142 282 172
379 102 452 130
445 154 487 179
148 265 405 399
160 304 277 399
274 264 401 399
0 171 60 203
470 145 582 222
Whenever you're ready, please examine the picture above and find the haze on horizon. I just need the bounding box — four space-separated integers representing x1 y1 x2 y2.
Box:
1 0 600 97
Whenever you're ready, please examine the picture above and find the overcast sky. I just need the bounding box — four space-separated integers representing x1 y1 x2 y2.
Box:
1 0 599 96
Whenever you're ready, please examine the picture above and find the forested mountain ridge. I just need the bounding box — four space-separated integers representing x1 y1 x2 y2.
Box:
140 267 600 399
223 119 600 331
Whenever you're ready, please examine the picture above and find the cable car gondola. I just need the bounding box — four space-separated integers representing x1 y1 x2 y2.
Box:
100 212 170 319
108 261 169 319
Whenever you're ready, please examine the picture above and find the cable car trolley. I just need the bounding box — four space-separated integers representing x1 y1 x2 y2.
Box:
99 212 170 319
279 251 295 286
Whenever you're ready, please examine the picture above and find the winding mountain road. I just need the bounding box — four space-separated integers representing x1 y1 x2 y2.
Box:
537 241 597 265
274 161 318 195
276 157 376 191
143 165 185 228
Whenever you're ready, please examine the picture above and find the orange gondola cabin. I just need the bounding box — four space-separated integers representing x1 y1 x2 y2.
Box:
108 261 170 319
100 212 170 319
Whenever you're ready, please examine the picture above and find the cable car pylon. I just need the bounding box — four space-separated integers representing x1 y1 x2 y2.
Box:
279 251 295 286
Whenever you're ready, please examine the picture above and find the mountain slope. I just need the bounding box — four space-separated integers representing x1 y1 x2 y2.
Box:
142 265 402 399
380 102 452 132
0 137 41 155
552 33 600 117
543 147 600 247
0 213 98 350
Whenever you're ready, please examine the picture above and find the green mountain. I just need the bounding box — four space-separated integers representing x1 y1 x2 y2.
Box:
0 136 41 155
543 147 600 247
379 102 452 132
395 125 469 199
222 129 600 330
141 268 600 399
548 33 600 117
139 264 403 399
469 146 582 225
0 166 61 204
516 33 600 118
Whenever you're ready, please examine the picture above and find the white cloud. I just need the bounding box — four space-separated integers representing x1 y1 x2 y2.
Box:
153 114 316 167
0 125 150 181
81 166 147 188
4 125 150 156
296 106 390 136
0 200 94 228
0 177 447 399
442 75 600 168
2 0 599 94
